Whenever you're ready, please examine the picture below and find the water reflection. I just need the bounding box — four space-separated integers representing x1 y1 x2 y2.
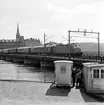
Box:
0 60 54 82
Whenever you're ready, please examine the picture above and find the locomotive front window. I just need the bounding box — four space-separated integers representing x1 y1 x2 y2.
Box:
101 69 104 78
93 69 99 78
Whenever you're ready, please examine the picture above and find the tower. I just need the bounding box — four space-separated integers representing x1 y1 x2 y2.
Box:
16 23 20 42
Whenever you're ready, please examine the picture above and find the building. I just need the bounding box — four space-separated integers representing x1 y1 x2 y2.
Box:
0 39 17 49
24 38 42 47
0 24 42 49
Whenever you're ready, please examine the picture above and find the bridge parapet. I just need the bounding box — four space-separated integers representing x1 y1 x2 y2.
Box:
0 53 104 68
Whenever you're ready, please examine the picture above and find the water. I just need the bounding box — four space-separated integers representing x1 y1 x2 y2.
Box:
0 60 54 82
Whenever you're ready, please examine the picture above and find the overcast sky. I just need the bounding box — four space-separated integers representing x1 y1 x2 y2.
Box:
0 0 104 44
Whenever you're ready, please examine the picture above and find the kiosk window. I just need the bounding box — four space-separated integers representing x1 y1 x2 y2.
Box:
60 65 66 73
101 69 104 78
93 69 99 78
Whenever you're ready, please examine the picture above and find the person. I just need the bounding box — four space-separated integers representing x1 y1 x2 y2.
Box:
80 71 83 87
72 68 77 87
76 70 82 87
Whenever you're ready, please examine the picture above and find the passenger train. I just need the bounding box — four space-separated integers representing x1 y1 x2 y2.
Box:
0 44 82 57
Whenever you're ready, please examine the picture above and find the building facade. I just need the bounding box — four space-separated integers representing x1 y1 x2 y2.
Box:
24 38 41 47
0 24 42 49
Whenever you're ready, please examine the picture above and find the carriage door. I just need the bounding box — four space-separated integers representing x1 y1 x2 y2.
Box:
92 68 100 90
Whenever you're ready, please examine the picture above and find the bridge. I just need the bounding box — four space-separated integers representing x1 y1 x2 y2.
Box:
0 53 104 68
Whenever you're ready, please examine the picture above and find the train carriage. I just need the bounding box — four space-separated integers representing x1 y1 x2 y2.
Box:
2 49 9 54
30 45 55 55
17 47 30 54
0 49 3 54
30 46 37 54
44 45 55 55
8 48 17 53
30 46 44 55
82 62 104 93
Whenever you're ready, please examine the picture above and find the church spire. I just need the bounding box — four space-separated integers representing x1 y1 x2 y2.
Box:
17 23 19 34
16 23 20 42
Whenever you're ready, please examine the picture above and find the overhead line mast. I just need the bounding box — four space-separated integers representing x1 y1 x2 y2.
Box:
68 29 100 58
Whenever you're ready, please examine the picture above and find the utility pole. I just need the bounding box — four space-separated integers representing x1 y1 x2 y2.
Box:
44 33 46 56
68 31 71 59
44 33 46 47
68 29 100 57
98 33 100 57
44 33 54 48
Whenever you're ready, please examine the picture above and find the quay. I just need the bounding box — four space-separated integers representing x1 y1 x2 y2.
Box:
0 80 103 105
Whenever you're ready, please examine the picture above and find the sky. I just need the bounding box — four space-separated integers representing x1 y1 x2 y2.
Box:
0 0 104 44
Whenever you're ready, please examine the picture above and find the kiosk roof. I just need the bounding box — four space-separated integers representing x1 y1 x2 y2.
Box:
54 60 73 63
83 62 104 67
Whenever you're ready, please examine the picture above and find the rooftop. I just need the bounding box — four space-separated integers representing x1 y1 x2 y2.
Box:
83 62 104 67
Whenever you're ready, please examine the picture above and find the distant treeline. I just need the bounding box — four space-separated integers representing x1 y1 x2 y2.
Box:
77 43 104 56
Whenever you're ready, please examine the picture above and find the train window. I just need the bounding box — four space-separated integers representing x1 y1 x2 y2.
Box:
93 69 99 78
101 69 104 78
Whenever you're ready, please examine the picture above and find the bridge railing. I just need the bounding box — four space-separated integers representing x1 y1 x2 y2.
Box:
0 53 104 63
71 55 104 63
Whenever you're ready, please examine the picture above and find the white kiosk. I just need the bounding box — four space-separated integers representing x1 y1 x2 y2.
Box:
54 60 73 87
82 62 104 93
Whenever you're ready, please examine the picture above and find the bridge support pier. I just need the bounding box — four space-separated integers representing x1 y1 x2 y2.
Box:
0 56 6 60
13 58 24 63
0 56 3 60
6 57 13 61
24 59 40 66
40 61 54 68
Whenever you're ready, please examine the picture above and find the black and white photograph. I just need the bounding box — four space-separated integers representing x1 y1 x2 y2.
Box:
0 0 104 105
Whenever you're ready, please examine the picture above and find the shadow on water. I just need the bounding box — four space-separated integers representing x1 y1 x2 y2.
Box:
45 83 71 96
16 62 54 73
13 62 53 72
79 87 104 102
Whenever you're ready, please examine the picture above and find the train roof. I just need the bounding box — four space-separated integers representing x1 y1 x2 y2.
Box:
17 46 31 49
8 48 17 50
32 45 44 48
2 49 9 51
